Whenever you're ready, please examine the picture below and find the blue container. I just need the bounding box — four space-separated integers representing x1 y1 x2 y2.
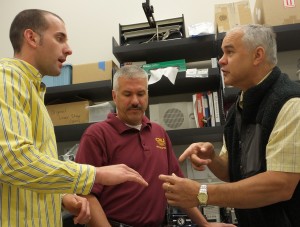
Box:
42 64 72 87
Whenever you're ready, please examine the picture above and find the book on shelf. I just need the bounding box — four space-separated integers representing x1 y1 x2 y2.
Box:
213 90 226 126
192 93 204 128
207 91 216 127
213 91 221 126
201 92 211 127
193 90 225 128
192 94 199 127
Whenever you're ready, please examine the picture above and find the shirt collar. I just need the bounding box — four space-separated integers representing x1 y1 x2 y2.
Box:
1 58 46 95
107 113 151 133
239 70 273 109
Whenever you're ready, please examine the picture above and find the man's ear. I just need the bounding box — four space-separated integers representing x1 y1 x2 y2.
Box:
253 46 265 66
23 29 40 48
112 90 116 102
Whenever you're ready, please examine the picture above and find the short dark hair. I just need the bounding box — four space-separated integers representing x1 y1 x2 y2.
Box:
9 9 64 53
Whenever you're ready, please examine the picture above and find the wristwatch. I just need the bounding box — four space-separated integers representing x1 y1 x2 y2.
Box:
197 184 208 206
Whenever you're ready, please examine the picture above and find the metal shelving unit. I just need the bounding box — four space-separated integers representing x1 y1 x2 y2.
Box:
112 34 217 63
47 24 300 143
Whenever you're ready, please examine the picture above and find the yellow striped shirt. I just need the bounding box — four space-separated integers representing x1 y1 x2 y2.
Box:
0 58 96 227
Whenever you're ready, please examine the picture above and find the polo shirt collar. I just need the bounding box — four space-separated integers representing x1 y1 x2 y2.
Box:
106 113 152 134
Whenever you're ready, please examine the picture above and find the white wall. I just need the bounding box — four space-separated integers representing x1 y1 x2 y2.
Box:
0 0 299 79
0 0 256 64
5 0 296 158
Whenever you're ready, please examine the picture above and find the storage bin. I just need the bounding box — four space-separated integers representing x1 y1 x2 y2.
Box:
42 64 72 87
88 102 115 122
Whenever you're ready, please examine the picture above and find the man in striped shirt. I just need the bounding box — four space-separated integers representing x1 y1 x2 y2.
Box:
0 9 148 227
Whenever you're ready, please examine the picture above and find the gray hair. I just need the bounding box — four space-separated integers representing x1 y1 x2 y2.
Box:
229 24 277 65
113 65 149 91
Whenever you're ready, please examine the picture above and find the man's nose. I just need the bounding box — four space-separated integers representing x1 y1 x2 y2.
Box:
64 44 72 56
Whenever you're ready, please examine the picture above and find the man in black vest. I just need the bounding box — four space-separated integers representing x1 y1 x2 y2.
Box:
159 24 300 227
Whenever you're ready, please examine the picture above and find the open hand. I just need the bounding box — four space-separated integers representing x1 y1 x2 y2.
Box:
95 164 148 186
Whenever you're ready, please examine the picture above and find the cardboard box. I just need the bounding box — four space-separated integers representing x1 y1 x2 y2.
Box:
254 0 300 26
72 60 118 84
215 0 253 33
47 100 91 126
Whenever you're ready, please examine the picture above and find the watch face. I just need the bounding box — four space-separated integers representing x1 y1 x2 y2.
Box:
197 193 208 204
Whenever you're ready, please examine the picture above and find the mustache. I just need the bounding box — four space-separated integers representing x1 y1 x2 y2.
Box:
127 105 143 111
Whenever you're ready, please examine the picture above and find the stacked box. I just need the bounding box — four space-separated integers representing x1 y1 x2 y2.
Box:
46 100 91 126
254 0 300 26
72 60 119 84
215 0 253 33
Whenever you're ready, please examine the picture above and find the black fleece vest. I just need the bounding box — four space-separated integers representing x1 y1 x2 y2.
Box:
224 67 300 227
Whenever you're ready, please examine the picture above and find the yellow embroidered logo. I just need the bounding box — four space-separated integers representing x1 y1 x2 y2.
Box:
155 137 166 149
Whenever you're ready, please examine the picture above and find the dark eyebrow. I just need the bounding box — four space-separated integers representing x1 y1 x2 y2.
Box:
222 44 234 49
56 32 67 39
222 44 235 52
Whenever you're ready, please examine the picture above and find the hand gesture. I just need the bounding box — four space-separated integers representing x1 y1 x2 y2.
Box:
159 173 200 208
62 194 91 225
179 142 215 171
95 164 148 186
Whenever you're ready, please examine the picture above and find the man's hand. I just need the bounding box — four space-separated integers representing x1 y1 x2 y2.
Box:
62 194 91 225
159 173 200 208
179 142 215 171
95 164 148 186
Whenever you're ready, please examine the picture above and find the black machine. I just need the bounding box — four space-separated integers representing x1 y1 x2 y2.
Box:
119 1 185 46
142 0 156 28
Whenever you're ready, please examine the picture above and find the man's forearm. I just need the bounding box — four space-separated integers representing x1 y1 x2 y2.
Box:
208 154 229 182
83 194 111 227
208 171 299 208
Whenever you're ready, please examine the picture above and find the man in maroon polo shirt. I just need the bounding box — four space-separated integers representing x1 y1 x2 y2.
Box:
75 65 236 227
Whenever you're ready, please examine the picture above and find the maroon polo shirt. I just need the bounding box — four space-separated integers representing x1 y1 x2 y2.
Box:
75 113 184 226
